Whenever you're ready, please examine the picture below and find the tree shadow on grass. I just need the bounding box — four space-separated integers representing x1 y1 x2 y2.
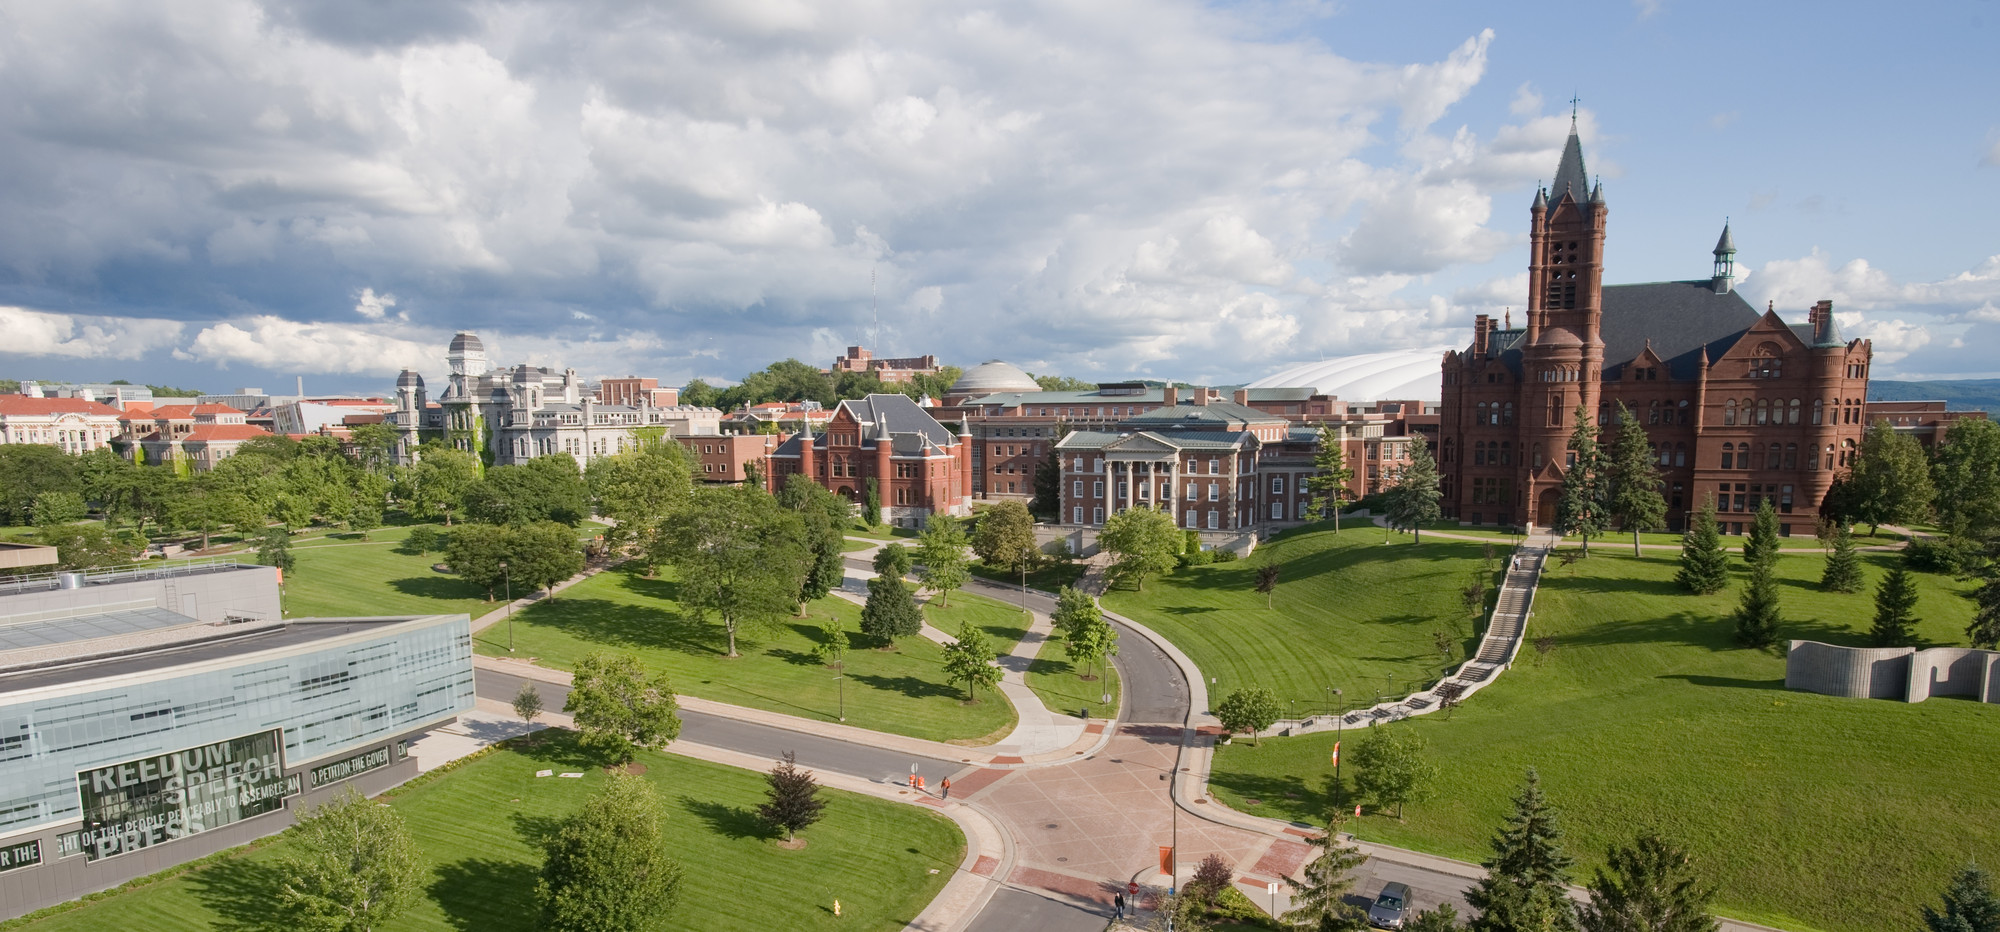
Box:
431 857 540 932
1551 612 1745 652
1206 770 1324 824
517 597 729 657
679 796 771 841
510 730 613 772
389 575 489 601
186 856 290 932
1656 673 1787 691
851 672 960 701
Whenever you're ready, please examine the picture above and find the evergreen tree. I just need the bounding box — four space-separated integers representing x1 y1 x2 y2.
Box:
916 514 971 607
1604 404 1667 558
1970 577 2000 650
860 575 923 646
1406 905 1465 932
1848 419 1937 535
941 620 1001 701
1743 499 1780 566
1820 524 1864 593
537 774 684 932
1305 424 1356 533
260 525 296 575
1282 814 1370 932
757 751 826 842
1577 834 1719 932
1467 769 1579 932
1384 435 1443 543
1675 496 1729 595
1869 566 1921 647
1922 862 2000 932
1733 557 1783 648
863 476 881 527
1029 446 1063 518
276 788 424 932
1556 406 1607 555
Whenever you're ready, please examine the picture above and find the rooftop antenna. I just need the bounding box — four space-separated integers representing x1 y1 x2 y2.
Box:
870 265 879 354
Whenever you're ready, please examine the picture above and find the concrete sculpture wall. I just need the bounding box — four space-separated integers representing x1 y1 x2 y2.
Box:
1785 640 2000 704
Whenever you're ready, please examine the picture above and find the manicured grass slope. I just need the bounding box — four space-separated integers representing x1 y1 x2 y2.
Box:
12 738 961 932
280 538 502 621
1208 550 1997 932
1104 526 1501 708
476 567 1025 744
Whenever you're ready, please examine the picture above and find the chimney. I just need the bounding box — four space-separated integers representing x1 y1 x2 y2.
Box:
1473 314 1491 357
1163 386 1178 405
1191 389 1209 406
1232 389 1249 406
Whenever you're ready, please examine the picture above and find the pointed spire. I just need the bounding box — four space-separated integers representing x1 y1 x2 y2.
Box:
1589 177 1604 204
1550 123 1589 204
1714 221 1736 256
1532 185 1547 211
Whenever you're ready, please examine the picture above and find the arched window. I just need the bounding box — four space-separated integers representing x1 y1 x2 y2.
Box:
1722 442 1735 469
1675 442 1687 467
1724 399 1738 426
1533 443 1544 469
1657 444 1670 466
1823 444 1835 470
1767 445 1781 469
1756 398 1770 425
1813 399 1824 424
1477 401 1488 426
1678 399 1691 425
1474 441 1486 466
1648 400 1661 425
1784 443 1797 469
1502 402 1514 425
1500 441 1512 465
1788 398 1801 424
1841 438 1856 466
1442 439 1454 463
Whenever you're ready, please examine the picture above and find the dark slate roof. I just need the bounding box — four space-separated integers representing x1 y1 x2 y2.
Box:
1713 223 1736 255
1550 127 1590 206
1600 281 1761 379
837 394 955 447
1120 401 1285 430
1245 387 1317 402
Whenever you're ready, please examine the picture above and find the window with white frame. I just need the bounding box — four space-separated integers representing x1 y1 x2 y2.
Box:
1207 510 1218 529
1092 481 1103 497
1092 506 1104 524
1272 476 1284 494
1073 506 1083 524
1207 482 1219 501
1270 502 1282 519
1072 480 1083 497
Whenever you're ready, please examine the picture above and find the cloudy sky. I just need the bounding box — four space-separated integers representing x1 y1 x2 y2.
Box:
3 0 1997 395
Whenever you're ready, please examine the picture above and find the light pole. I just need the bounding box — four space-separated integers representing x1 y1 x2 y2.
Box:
500 560 513 653
1332 688 1345 788
834 659 845 722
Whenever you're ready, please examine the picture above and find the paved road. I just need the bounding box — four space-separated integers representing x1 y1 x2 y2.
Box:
963 886 1110 932
474 669 963 782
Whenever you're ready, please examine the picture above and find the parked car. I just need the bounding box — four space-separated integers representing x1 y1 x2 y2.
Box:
1368 881 1411 929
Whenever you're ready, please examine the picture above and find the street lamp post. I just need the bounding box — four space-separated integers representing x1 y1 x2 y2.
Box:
835 660 845 722
1333 688 1344 787
500 561 513 653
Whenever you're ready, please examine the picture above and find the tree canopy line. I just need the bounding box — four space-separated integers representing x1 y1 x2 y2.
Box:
677 358 968 413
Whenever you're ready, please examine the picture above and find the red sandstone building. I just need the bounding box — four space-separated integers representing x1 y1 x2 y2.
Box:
767 394 971 526
1440 122 1871 536
828 345 941 385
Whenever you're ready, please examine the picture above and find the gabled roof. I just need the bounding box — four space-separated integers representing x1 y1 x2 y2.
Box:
0 396 122 417
836 394 955 447
1120 400 1285 430
1055 429 1254 453
180 424 271 443
1598 281 1762 379
145 403 245 419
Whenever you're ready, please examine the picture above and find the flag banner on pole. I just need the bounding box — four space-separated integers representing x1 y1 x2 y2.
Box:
1330 741 1340 766
1158 845 1174 876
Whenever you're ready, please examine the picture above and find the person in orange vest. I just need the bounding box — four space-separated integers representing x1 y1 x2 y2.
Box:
940 777 952 799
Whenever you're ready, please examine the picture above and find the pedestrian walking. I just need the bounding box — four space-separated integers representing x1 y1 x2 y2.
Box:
940 777 951 799
1113 892 1125 919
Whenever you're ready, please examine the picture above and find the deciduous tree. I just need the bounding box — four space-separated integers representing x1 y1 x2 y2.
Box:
444 522 511 599
1577 833 1719 932
1214 685 1281 746
1847 419 1936 535
1099 505 1182 591
758 751 826 842
30 490 86 527
276 788 423 932
513 681 544 726
941 621 1002 701
916 514 971 607
1931 417 2000 539
1051 586 1116 683
537 774 684 932
972 500 1038 574
658 486 809 657
777 474 849 608
1675 496 1729 595
873 541 913 580
585 439 693 556
563 652 681 765
1604 404 1667 557
1349 725 1437 819
402 444 478 526
1254 563 1280 609
507 521 586 601
260 525 297 575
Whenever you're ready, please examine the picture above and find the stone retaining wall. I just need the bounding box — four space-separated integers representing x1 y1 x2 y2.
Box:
1785 640 2000 704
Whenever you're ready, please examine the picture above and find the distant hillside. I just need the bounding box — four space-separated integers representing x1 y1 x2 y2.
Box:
1868 378 2000 411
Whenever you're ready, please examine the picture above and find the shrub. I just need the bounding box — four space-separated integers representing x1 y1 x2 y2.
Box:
1904 536 1985 576
1211 547 1239 563
1178 548 1214 568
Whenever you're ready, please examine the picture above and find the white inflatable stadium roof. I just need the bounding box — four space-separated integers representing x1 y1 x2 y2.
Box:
1246 349 1446 403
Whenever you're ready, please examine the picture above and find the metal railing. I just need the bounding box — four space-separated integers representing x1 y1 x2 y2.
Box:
0 557 264 596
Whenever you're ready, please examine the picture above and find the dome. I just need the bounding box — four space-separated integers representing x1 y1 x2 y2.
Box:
448 331 485 354
950 360 1040 396
1247 349 1446 403
396 369 424 389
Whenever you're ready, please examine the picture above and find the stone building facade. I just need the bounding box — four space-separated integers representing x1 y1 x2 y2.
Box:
1439 122 1872 536
0 396 125 454
388 332 721 467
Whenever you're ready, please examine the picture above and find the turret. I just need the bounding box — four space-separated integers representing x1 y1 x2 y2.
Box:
1712 222 1737 294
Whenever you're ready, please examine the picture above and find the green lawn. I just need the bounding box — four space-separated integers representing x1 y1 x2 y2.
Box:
1207 549 1997 932
842 538 878 553
1024 634 1122 720
9 735 961 932
476 567 1027 744
281 537 503 621
1414 521 1909 551
846 522 920 541
1104 525 1501 711
971 560 1088 594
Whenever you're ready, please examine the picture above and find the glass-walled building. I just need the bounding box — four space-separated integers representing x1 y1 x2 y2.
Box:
0 561 475 919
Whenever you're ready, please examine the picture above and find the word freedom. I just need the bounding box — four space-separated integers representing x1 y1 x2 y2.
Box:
72 730 296 861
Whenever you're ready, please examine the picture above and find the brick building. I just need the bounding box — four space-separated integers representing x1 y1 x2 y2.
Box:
1439 121 1872 536
1055 393 1312 530
677 433 780 484
767 394 971 526
1863 400 1989 451
828 345 941 385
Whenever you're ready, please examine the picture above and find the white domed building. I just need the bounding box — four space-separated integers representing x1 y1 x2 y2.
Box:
1246 349 1446 405
943 360 1042 405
